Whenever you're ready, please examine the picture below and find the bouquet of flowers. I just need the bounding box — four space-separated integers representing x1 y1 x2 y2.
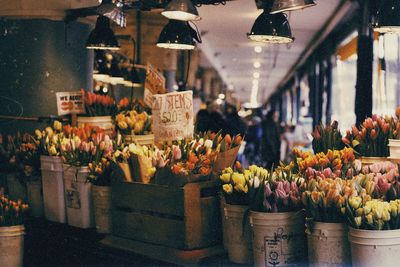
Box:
87 157 113 186
112 143 157 183
353 162 400 200
0 133 24 173
197 132 243 176
302 177 358 223
312 121 345 154
219 162 269 206
294 147 358 179
81 89 117 117
115 98 152 135
34 120 63 156
345 197 400 230
60 126 114 167
249 163 305 213
342 115 392 157
16 134 41 182
0 195 29 226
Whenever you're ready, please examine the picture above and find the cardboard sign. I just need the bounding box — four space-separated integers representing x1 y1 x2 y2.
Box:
56 91 85 116
144 64 166 107
152 91 194 142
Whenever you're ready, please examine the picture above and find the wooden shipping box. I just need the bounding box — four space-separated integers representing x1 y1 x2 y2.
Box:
111 181 222 250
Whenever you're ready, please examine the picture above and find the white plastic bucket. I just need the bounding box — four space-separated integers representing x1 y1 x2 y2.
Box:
306 221 351 267
92 185 112 234
388 140 400 158
27 180 44 218
0 225 24 267
360 157 388 167
250 211 307 267
77 116 114 134
40 155 66 223
123 134 154 146
224 204 253 264
6 173 27 202
349 227 400 267
63 165 94 229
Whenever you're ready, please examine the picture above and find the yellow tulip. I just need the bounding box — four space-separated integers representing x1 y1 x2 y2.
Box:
232 173 246 187
349 196 362 210
219 173 231 184
223 184 233 194
354 216 362 227
366 213 373 225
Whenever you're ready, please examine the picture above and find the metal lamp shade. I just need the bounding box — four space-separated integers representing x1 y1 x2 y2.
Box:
86 16 120 50
161 0 201 21
270 0 316 14
157 20 196 50
374 0 400 33
247 11 294 44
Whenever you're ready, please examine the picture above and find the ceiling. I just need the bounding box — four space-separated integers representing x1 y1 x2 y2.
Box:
196 0 351 104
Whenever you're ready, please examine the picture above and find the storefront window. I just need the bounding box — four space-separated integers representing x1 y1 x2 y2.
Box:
373 34 400 116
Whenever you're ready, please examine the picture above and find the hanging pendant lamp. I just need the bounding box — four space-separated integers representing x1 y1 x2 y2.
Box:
374 0 400 33
270 0 316 14
86 16 120 50
247 9 294 44
157 20 201 50
162 0 201 21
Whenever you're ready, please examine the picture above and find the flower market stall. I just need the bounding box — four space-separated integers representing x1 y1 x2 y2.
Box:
5 90 400 266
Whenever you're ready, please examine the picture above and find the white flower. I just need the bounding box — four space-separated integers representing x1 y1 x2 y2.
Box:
204 139 213 148
198 138 204 146
253 176 260 189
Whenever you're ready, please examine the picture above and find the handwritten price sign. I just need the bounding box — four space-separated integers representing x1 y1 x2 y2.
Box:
152 91 194 142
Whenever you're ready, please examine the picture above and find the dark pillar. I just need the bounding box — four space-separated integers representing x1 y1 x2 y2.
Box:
355 0 374 125
0 19 93 133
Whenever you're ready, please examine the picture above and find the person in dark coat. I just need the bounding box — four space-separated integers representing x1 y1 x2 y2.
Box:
261 110 281 169
225 104 247 136
195 101 228 134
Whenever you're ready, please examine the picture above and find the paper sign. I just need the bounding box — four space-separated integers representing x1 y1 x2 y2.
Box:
152 91 194 142
144 64 166 107
56 91 85 116
143 88 154 108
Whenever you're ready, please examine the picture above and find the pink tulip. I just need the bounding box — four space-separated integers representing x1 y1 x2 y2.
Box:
264 183 272 198
323 168 333 178
172 145 182 160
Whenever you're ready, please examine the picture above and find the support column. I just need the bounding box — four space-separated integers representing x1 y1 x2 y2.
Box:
355 0 374 125
0 19 93 132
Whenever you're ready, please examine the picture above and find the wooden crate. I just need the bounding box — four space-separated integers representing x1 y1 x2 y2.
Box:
111 181 222 250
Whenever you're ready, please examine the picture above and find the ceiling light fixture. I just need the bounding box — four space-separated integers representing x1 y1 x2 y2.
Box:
374 0 400 33
161 0 201 21
247 3 294 44
254 46 263 53
86 16 120 50
270 0 316 14
253 62 261 68
252 79 259 85
157 20 201 50
253 72 260 79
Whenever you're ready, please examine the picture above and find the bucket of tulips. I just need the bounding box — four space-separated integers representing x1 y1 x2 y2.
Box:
78 89 117 134
342 115 391 166
87 157 113 234
302 177 355 266
218 163 269 264
343 161 400 267
0 194 29 267
60 125 113 228
248 163 307 267
35 121 67 223
115 98 154 146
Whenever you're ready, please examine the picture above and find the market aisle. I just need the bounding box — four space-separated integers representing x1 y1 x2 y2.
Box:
23 219 241 267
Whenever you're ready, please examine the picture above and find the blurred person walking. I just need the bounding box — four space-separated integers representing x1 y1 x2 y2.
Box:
261 110 281 169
